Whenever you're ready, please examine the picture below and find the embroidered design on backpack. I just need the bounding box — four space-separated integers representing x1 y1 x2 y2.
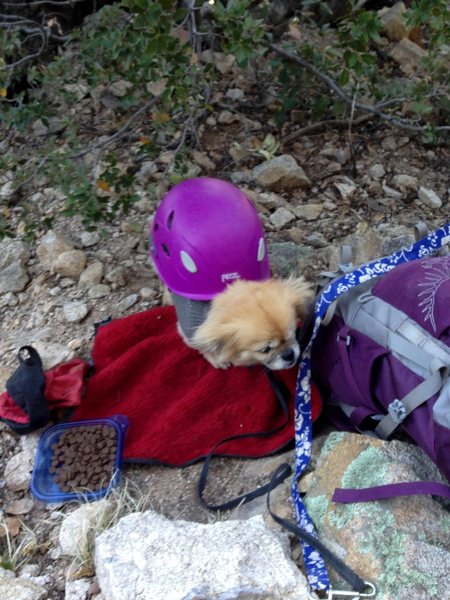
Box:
418 257 450 332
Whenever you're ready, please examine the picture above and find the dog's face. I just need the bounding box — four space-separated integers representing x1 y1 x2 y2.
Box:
191 277 313 370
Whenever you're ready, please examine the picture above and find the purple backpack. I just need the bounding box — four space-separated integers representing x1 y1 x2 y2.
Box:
311 255 450 483
268 226 450 596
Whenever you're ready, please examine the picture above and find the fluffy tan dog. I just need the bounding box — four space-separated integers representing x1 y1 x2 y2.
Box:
189 277 314 370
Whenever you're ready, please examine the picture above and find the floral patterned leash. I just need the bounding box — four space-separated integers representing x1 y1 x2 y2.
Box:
293 224 450 596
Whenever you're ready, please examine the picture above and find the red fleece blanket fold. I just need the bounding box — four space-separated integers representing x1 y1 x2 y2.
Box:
72 306 320 465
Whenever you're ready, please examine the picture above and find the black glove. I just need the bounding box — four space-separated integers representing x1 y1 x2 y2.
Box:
5 346 49 434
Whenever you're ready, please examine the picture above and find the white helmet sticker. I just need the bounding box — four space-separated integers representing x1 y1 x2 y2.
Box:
257 237 265 262
180 251 198 273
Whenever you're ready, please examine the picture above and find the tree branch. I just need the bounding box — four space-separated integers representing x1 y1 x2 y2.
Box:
2 0 87 7
270 43 450 134
69 97 161 159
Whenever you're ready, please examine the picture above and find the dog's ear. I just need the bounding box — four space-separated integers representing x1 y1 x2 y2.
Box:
191 319 234 368
191 319 227 356
285 276 315 319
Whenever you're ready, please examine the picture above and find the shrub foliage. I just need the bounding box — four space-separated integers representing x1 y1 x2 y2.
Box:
0 0 448 237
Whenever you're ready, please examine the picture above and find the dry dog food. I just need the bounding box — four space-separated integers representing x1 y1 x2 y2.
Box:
49 425 117 493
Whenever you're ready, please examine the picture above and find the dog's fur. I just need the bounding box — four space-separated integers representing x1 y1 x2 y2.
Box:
187 277 314 370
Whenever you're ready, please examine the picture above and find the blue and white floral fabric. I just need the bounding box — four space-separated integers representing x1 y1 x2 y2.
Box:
293 224 450 591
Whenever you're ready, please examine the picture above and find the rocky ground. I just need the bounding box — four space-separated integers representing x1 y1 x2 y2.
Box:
1 25 450 599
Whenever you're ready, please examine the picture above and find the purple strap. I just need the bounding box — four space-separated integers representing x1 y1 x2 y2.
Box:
333 481 450 503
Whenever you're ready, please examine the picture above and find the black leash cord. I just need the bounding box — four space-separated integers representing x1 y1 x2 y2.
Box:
197 369 292 511
267 464 368 594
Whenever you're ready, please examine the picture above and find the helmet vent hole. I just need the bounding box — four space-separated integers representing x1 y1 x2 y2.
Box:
162 243 170 256
167 211 174 229
154 223 159 231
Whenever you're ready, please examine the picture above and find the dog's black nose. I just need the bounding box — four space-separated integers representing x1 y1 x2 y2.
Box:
281 349 295 363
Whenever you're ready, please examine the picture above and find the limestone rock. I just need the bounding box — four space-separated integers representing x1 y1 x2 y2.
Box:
0 570 46 600
59 500 112 557
368 163 386 179
245 189 284 211
64 578 92 600
416 186 442 209
87 284 111 299
192 150 216 171
0 239 30 293
378 2 408 42
80 231 100 248
304 432 450 600
226 88 245 101
293 203 324 221
389 37 427 70
36 231 73 270
79 261 104 288
63 301 89 323
54 250 87 279
32 341 75 370
328 224 383 271
0 262 30 294
200 49 236 75
105 267 127 287
268 242 316 278
5 449 35 492
334 180 357 201
270 206 296 229
252 155 311 191
95 511 308 600
0 517 21 537
391 174 419 192
0 239 30 270
118 293 139 311
5 498 34 515
218 110 240 125
0 171 14 199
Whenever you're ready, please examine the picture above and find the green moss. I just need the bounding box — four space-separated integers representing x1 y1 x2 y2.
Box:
319 432 347 462
341 446 388 489
439 514 450 535
304 494 329 529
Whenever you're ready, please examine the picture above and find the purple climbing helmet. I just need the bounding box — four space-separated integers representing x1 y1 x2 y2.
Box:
150 177 270 300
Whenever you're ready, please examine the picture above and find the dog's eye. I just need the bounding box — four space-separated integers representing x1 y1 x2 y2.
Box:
259 346 272 354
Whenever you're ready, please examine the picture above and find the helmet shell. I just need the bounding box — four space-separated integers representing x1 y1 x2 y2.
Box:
150 177 270 300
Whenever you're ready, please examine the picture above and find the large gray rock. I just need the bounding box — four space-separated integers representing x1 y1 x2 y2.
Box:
0 568 46 600
389 38 427 70
32 341 75 370
0 239 30 293
304 432 450 600
36 230 74 270
252 155 311 191
416 186 442 209
0 262 29 293
378 1 408 41
95 511 309 600
4 449 35 492
0 239 30 270
59 500 112 557
79 261 104 288
54 250 87 279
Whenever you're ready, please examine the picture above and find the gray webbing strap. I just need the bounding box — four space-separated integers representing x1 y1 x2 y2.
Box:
375 369 445 438
321 300 338 326
349 294 450 379
414 222 429 241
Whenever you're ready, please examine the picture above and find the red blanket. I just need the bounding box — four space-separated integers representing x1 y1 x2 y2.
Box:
72 307 321 465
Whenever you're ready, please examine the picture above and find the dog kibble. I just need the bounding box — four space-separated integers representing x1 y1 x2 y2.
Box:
49 425 117 493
